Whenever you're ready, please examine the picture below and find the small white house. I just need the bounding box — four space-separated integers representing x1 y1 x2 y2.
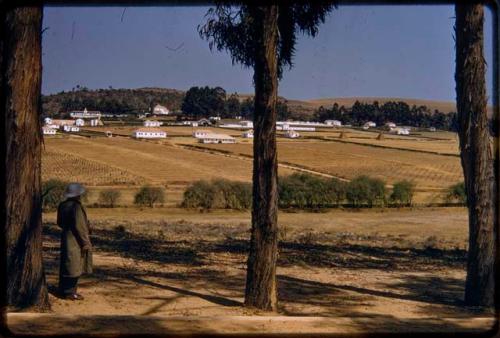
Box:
153 104 169 115
42 126 57 135
132 128 167 139
51 119 75 127
239 120 253 128
75 118 85 127
364 121 377 128
385 122 396 128
242 130 254 138
209 116 221 121
63 125 80 132
198 133 236 144
44 117 53 125
90 119 101 127
193 130 212 138
390 127 410 135
144 120 163 127
325 120 342 127
429 127 436 132
284 130 300 139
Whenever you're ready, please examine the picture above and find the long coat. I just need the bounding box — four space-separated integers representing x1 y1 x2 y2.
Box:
57 198 93 278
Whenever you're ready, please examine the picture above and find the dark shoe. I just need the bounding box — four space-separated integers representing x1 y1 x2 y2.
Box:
64 293 84 301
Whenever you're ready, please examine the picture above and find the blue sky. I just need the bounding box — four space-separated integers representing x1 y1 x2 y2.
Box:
42 5 494 103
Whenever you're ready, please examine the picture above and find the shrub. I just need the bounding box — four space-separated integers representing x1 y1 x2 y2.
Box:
98 189 122 208
346 175 386 207
390 180 415 207
446 182 467 205
42 179 68 211
182 180 216 210
182 179 251 211
134 186 165 207
278 173 346 209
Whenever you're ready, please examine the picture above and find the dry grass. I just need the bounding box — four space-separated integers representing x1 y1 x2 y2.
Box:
195 141 463 189
43 136 257 186
42 149 146 186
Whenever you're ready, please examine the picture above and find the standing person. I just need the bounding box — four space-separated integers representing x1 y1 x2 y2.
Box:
57 183 93 300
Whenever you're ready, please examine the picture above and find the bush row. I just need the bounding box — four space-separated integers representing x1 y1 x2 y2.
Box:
182 179 251 211
42 176 467 211
42 180 165 210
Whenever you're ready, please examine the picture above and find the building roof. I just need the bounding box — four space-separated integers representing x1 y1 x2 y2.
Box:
134 128 167 133
199 134 234 140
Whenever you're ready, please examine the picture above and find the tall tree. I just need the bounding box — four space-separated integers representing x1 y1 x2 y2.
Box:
455 3 498 307
1 6 50 310
199 3 334 310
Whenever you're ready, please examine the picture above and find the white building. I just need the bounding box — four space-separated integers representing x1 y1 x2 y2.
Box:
209 116 221 121
132 128 167 139
242 130 254 138
325 120 342 127
277 124 315 131
153 104 169 115
42 126 57 135
364 121 377 128
193 130 212 138
90 119 101 127
70 108 101 119
385 122 396 128
390 127 410 135
284 130 300 138
44 117 53 125
51 119 75 127
198 133 236 144
239 120 253 128
63 125 80 132
143 120 163 127
429 127 436 132
75 118 85 127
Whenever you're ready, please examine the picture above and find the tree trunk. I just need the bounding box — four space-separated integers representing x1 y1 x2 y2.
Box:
1 6 49 311
455 4 498 308
244 5 279 311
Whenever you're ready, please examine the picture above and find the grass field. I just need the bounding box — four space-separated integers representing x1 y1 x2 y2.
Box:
192 140 463 190
42 127 463 205
42 136 296 186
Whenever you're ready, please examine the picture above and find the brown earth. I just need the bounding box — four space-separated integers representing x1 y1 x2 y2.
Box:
7 207 495 335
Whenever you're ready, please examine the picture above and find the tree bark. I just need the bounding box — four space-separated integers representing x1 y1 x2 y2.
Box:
244 5 279 311
455 4 498 308
1 6 49 311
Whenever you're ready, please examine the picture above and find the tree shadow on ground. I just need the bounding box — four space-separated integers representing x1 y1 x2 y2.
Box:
41 222 490 324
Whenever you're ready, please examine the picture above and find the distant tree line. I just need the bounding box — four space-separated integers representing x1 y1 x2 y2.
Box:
181 85 290 120
314 100 459 131
42 87 184 117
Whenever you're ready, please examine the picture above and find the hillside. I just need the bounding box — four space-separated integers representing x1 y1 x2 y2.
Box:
42 87 494 118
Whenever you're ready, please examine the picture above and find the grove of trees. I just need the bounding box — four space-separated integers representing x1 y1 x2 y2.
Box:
314 100 458 131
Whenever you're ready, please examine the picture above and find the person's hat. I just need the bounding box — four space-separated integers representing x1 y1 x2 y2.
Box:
64 183 86 198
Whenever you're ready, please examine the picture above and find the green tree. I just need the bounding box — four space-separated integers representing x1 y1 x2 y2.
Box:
199 3 334 311
41 179 68 211
445 182 467 205
346 176 386 208
390 180 415 207
98 189 122 208
134 186 165 208
181 86 226 118
224 93 241 118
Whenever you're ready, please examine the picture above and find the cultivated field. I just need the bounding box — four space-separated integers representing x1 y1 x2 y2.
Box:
192 140 463 190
